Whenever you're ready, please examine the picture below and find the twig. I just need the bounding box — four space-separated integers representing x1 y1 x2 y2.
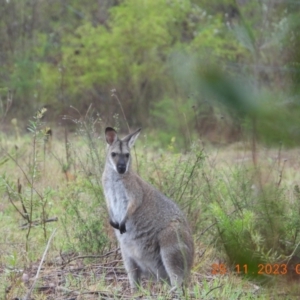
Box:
152 158 163 190
111 89 141 174
85 103 93 119
6 193 27 221
111 89 130 133
20 217 58 229
62 248 120 266
178 154 203 203
24 228 57 300
64 125 70 167
0 89 13 123
251 116 257 167
277 159 287 187
196 222 217 241
205 285 223 296
285 239 300 267
56 286 119 299
27 126 39 250
5 152 43 199
183 112 192 146
55 286 125 299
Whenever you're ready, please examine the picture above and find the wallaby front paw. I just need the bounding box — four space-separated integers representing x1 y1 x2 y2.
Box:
119 222 126 234
109 219 120 230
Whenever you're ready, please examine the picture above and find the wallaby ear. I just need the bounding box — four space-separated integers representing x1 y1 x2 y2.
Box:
122 128 142 148
105 127 118 145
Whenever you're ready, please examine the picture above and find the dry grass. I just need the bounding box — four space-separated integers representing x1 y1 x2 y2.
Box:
1 131 300 299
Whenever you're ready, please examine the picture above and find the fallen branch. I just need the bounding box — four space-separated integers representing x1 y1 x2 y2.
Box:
62 248 120 266
20 217 58 229
55 286 122 299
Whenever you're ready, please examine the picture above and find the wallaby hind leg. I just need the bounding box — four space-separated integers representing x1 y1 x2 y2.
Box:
160 247 185 289
122 254 142 292
159 229 191 291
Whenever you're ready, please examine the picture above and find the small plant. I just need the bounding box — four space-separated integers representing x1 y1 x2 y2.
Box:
206 161 300 281
1 108 57 251
59 106 109 254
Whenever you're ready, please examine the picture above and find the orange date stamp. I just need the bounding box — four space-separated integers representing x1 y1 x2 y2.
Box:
211 263 295 275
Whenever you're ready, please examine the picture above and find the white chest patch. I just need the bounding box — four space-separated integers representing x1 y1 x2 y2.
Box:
104 178 128 222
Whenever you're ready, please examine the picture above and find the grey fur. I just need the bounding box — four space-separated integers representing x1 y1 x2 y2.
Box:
102 127 194 292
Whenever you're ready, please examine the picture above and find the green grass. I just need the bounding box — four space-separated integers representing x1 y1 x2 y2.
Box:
1 123 300 299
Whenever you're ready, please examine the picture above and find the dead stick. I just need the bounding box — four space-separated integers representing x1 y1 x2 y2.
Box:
24 228 57 300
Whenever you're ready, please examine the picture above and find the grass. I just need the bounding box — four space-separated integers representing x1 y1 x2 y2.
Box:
1 117 300 299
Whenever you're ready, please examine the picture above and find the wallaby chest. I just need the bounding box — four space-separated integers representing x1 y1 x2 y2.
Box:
103 171 130 222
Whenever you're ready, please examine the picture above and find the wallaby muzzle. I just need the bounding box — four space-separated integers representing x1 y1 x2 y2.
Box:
117 156 127 174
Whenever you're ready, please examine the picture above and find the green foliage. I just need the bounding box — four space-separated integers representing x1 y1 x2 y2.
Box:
42 0 193 124
138 142 205 235
187 10 244 63
207 164 300 280
0 111 57 250
174 54 300 146
10 56 38 97
149 97 195 148
61 180 108 254
16 0 259 143
2 108 300 296
1 0 299 148
59 109 109 254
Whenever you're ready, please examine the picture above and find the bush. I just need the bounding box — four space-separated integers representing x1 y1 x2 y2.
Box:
206 162 300 280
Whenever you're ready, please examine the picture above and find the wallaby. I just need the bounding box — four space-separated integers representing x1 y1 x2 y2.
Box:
102 127 194 292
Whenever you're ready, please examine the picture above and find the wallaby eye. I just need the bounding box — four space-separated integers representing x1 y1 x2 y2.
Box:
111 152 117 157
125 153 130 158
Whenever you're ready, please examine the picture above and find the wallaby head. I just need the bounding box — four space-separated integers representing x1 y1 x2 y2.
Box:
105 127 141 175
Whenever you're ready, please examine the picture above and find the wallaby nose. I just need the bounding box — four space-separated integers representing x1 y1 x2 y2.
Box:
117 164 126 174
